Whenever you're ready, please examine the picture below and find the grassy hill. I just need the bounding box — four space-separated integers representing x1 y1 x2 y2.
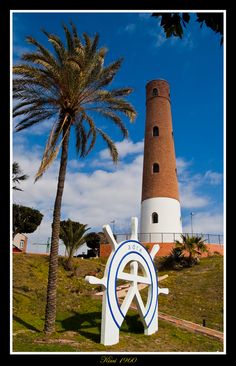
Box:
12 253 224 353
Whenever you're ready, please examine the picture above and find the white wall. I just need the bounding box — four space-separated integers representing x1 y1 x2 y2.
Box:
140 197 182 242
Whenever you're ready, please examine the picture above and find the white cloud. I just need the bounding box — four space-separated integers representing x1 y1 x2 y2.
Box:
13 117 55 136
204 170 223 185
153 32 167 48
12 140 223 252
182 211 224 236
124 24 136 33
179 182 209 209
148 19 194 49
99 139 144 160
176 157 192 175
13 45 32 59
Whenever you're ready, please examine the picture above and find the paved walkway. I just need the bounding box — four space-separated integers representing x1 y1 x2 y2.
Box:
158 312 224 341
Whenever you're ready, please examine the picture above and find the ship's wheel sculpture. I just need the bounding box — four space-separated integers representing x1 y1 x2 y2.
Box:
85 217 169 345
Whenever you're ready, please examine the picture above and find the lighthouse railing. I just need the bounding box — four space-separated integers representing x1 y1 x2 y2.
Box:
115 233 224 245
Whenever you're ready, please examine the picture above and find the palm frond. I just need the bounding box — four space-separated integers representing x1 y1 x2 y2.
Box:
26 36 56 63
34 115 69 182
41 29 66 64
70 21 82 49
95 109 128 138
75 117 87 158
80 111 97 155
96 127 118 163
15 111 54 132
62 23 74 54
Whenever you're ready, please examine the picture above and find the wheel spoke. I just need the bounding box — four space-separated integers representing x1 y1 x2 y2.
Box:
118 272 151 284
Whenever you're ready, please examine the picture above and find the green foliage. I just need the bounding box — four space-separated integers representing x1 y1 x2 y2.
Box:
158 247 185 270
85 232 100 249
12 161 29 191
13 204 43 238
152 12 223 45
59 219 90 269
175 234 208 264
159 234 208 270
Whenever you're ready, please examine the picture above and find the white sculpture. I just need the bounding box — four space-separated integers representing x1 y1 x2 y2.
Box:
85 217 169 346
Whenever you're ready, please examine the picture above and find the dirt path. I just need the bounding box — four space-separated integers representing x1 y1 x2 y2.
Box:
94 274 223 342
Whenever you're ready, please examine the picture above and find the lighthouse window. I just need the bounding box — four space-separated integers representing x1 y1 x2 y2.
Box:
153 163 159 173
153 126 159 137
152 88 158 96
152 212 158 224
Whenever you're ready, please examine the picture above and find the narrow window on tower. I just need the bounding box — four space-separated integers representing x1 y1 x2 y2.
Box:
153 126 159 137
152 212 158 224
153 163 159 173
152 88 158 96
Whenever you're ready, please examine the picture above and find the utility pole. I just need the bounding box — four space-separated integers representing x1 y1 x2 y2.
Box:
190 212 195 235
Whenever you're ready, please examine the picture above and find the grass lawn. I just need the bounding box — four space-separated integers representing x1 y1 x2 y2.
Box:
12 253 224 353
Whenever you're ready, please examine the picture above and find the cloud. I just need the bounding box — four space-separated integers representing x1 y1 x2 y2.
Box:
99 139 144 160
176 157 223 209
176 157 193 175
13 114 56 136
153 32 167 48
124 24 136 33
182 211 224 236
12 140 223 252
138 13 151 20
179 182 209 209
13 45 32 59
204 170 223 185
12 140 143 247
148 19 194 49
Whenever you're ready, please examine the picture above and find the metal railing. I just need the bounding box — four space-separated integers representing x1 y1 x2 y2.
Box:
114 232 224 245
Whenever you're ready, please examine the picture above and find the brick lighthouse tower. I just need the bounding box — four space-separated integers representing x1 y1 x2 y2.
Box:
140 79 182 242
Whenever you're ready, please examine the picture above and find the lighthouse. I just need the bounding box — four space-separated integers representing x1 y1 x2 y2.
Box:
140 79 182 242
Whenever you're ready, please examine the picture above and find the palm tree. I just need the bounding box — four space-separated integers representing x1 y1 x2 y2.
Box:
12 161 29 191
59 219 90 270
13 22 136 334
175 234 208 263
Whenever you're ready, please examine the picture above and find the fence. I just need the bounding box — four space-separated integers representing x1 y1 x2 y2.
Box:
115 232 224 245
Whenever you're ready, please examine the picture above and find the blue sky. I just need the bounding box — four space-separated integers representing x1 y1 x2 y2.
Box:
12 11 224 251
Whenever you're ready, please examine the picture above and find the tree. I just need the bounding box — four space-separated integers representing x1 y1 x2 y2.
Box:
175 234 208 265
13 204 43 238
85 231 101 256
13 22 136 334
12 161 29 191
59 219 90 270
152 13 223 45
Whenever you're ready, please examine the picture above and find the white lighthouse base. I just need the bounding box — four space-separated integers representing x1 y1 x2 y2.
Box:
140 197 182 243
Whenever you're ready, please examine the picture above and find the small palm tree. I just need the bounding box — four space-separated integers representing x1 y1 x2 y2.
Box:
59 219 90 270
13 22 136 334
175 234 208 264
12 162 29 191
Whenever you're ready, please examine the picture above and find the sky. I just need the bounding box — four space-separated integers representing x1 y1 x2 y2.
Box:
11 11 224 253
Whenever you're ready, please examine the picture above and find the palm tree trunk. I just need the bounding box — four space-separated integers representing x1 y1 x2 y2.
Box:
66 254 74 271
44 122 71 334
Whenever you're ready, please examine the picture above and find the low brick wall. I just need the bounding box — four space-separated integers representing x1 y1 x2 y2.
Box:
100 242 223 258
